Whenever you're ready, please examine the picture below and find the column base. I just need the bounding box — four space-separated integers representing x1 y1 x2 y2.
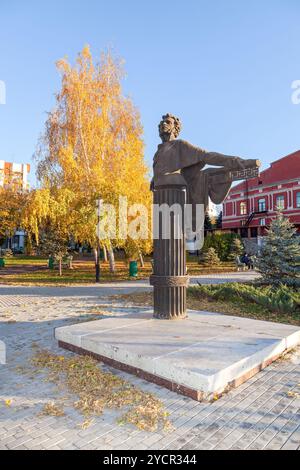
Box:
150 275 189 320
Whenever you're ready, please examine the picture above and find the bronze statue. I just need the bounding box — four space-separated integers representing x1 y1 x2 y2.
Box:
151 113 260 230
150 113 260 320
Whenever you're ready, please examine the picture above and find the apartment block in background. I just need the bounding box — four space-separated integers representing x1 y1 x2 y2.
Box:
0 160 30 190
0 160 30 252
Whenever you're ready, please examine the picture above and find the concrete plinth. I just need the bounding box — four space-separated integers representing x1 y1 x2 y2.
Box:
55 310 300 401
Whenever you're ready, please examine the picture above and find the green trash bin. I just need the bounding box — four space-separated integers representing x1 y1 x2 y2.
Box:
129 260 138 277
0 258 5 268
48 256 54 269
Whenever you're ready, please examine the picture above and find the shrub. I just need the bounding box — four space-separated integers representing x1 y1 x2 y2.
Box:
200 247 220 266
201 232 242 261
190 283 300 315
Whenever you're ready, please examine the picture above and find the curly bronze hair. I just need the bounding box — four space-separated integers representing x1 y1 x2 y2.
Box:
159 113 182 139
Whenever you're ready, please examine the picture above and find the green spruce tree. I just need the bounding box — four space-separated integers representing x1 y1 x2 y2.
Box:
256 212 300 286
202 247 220 266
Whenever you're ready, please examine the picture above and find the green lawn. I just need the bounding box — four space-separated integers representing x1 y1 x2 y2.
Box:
0 260 152 284
0 255 237 285
5 256 48 266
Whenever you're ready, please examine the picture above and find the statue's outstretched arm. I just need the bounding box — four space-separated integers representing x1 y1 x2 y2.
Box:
202 151 257 170
203 152 244 169
180 141 258 171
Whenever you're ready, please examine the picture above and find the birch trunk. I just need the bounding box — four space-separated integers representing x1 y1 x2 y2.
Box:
107 242 116 273
103 245 108 262
93 247 98 265
139 251 145 268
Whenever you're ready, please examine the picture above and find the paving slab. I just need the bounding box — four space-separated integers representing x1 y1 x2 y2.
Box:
55 309 300 400
1 287 300 450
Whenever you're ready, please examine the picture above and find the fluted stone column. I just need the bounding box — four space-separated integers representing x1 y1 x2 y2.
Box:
150 183 189 319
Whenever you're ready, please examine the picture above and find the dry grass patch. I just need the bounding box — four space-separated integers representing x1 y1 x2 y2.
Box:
112 289 300 325
111 290 255 316
110 291 153 306
31 349 172 432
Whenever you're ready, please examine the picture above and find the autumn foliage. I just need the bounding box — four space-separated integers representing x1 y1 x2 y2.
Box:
34 46 152 261
0 46 152 274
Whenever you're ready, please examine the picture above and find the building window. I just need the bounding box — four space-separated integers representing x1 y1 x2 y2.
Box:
276 195 285 210
259 218 266 226
250 227 258 238
258 198 266 212
296 192 300 208
240 202 247 215
226 202 233 216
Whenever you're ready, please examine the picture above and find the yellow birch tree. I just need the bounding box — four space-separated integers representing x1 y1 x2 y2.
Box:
35 46 152 271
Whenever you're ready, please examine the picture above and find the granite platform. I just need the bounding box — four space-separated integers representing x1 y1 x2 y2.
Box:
55 309 300 400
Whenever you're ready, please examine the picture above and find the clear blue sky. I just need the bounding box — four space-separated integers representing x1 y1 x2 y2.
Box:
1 0 300 187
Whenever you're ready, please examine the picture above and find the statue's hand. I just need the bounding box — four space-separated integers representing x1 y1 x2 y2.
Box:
236 158 261 170
249 158 261 168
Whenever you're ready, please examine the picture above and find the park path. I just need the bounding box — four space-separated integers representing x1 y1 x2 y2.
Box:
0 271 259 309
1 273 299 451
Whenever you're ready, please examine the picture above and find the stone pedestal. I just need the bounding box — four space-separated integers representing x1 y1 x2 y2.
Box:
55 309 300 401
150 184 189 319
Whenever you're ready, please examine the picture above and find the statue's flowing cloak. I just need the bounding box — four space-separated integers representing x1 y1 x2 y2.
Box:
153 140 237 229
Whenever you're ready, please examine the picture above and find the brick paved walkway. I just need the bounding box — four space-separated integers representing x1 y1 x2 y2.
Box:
0 283 299 450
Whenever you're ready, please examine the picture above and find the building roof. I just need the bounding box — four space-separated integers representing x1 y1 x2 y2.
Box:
229 150 300 193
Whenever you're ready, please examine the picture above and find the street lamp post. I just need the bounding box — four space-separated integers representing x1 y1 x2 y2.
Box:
95 198 102 283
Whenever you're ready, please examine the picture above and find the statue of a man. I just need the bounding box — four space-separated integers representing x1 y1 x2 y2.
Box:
151 113 259 230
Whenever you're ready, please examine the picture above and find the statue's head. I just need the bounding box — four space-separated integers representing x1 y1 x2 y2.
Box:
158 113 181 142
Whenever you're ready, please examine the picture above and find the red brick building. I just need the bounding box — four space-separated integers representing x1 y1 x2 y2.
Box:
222 150 300 239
